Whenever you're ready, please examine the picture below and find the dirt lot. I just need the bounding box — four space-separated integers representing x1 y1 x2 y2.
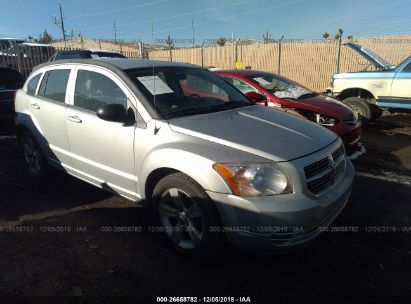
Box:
0 113 410 299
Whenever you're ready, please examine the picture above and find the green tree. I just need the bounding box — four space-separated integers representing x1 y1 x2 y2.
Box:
263 31 272 44
38 29 53 44
165 34 174 50
216 37 227 47
335 28 344 40
347 35 353 40
322 32 329 40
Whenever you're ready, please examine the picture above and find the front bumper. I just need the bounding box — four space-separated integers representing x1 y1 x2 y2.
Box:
207 160 355 253
337 122 362 147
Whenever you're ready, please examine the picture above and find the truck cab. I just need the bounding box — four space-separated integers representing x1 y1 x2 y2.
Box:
331 42 411 124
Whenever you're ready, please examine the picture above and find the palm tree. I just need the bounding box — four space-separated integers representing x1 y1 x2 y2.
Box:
216 37 227 47
165 34 174 50
263 31 272 44
322 32 329 40
335 28 344 40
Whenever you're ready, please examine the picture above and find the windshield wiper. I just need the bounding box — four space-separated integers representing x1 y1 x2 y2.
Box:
166 101 251 119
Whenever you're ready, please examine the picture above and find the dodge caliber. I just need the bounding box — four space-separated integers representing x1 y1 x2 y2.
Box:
15 59 355 255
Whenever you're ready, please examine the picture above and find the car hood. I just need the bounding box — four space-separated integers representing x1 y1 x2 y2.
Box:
343 42 394 70
168 106 337 162
291 94 356 120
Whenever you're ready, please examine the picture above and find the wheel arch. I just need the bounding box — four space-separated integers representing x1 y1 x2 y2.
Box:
337 88 376 103
144 167 180 201
138 148 232 201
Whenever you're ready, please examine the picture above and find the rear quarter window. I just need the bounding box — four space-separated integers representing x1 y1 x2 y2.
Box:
27 74 41 94
38 69 71 103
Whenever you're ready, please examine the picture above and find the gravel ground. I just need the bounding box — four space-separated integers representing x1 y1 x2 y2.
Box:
0 113 410 299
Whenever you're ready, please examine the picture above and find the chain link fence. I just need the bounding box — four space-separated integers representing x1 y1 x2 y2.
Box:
147 35 411 92
2 35 410 89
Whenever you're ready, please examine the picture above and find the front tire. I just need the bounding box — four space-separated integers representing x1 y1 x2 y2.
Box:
344 97 372 125
20 131 48 179
152 173 224 255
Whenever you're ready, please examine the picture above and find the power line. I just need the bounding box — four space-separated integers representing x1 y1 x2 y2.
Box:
74 0 251 33
65 0 169 20
60 0 96 7
126 0 305 38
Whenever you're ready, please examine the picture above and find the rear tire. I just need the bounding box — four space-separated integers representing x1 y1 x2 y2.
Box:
20 131 48 180
344 97 372 125
152 173 225 256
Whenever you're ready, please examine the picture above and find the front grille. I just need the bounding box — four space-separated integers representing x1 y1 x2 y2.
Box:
304 144 346 195
304 157 330 179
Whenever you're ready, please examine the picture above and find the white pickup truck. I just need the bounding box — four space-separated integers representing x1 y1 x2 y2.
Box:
330 43 411 124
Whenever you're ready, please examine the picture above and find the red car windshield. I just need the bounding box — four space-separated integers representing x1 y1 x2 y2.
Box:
247 73 315 100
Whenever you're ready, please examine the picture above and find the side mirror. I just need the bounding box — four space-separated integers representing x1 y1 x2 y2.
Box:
244 91 267 104
96 104 129 123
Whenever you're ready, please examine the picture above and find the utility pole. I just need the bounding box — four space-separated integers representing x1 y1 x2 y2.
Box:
53 3 67 48
60 4 66 47
201 42 205 67
277 35 284 74
114 20 117 44
335 37 342 74
191 21 195 48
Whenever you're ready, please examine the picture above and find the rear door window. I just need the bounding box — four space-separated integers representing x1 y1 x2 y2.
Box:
38 69 71 103
74 70 127 112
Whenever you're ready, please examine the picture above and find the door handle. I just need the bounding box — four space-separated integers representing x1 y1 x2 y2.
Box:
67 115 82 123
30 103 40 110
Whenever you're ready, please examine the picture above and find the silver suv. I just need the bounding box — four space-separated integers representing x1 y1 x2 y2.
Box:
15 59 355 255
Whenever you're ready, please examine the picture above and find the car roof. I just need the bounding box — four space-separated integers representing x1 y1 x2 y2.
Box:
215 69 272 77
34 58 199 71
56 49 91 54
89 49 122 54
31 58 200 120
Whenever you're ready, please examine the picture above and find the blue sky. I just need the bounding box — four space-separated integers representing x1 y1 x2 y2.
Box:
1 0 411 44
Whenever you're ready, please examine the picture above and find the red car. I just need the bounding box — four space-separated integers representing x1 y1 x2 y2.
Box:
214 69 362 148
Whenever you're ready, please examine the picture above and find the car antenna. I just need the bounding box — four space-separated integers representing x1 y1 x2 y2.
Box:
152 20 161 135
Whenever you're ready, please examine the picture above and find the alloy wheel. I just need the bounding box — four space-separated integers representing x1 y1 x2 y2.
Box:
159 188 204 249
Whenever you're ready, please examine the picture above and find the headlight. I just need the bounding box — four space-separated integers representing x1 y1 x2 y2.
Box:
315 114 336 126
213 163 293 196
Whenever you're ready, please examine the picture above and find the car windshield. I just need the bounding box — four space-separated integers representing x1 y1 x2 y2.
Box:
247 73 315 100
126 66 253 119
